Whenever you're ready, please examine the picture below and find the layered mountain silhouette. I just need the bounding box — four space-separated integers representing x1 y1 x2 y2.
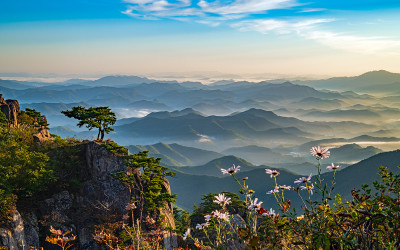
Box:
127 142 223 167
169 150 400 211
300 70 400 94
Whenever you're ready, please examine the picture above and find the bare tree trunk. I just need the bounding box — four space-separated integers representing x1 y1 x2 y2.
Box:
101 129 105 140
97 128 101 140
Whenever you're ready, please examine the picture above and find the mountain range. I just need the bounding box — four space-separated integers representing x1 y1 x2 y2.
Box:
2 70 400 214
169 150 400 212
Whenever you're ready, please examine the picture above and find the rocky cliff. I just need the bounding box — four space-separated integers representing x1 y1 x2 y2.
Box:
0 94 20 127
0 141 177 249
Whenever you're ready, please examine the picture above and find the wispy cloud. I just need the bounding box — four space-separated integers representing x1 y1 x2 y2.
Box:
198 0 298 15
121 0 400 55
297 8 326 13
232 18 332 34
233 18 400 54
122 0 199 19
305 31 400 54
122 0 298 19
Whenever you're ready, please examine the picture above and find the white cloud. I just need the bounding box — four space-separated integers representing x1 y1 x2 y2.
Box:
123 0 298 20
304 31 400 54
197 20 221 27
124 0 155 4
232 18 332 34
198 134 214 143
198 0 297 15
298 8 326 13
121 0 400 55
122 0 201 19
232 18 400 54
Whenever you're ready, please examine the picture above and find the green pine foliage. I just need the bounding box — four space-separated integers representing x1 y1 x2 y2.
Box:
23 108 49 128
173 207 191 234
113 150 177 217
0 125 52 199
0 111 8 125
101 139 129 155
0 117 87 220
61 106 116 141
0 124 53 220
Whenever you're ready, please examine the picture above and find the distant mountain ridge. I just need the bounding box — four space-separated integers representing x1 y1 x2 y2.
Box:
170 149 400 211
300 70 400 93
127 142 223 167
173 155 256 177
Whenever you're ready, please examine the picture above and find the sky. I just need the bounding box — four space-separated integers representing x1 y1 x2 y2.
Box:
1 0 400 79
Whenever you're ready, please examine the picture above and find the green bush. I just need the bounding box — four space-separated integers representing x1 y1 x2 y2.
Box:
0 126 53 198
101 140 128 155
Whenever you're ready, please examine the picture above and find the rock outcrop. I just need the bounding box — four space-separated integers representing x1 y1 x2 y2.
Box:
0 94 52 143
0 211 26 250
160 178 178 249
0 94 20 127
33 126 52 144
0 141 177 249
38 141 132 249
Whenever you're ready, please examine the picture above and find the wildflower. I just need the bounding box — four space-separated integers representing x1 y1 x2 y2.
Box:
246 189 255 197
278 185 292 190
265 169 280 178
263 208 277 218
125 202 136 210
212 210 230 221
243 177 248 180
296 215 304 221
221 164 241 175
93 232 106 242
183 228 191 240
258 207 267 215
266 187 279 195
196 222 209 230
122 214 129 220
327 163 341 170
294 173 312 184
49 226 62 236
213 193 232 206
248 198 263 211
300 184 315 195
310 146 330 159
204 214 212 222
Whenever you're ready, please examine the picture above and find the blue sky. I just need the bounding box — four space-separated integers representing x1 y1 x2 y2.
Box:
1 0 400 78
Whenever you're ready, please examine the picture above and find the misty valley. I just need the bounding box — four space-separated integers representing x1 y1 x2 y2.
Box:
1 70 400 211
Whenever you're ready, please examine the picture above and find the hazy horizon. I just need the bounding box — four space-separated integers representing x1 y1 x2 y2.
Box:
1 0 400 77
0 69 397 84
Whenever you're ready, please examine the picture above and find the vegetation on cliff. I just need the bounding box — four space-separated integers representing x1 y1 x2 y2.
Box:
61 106 116 141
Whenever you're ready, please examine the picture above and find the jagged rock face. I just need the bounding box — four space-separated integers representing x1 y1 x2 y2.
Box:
0 229 18 250
0 211 26 250
33 127 52 144
160 178 178 249
6 100 20 127
0 141 177 249
33 116 52 144
38 141 131 249
21 213 39 248
0 95 20 126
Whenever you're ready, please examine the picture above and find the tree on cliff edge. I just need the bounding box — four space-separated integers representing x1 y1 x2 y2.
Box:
62 106 116 141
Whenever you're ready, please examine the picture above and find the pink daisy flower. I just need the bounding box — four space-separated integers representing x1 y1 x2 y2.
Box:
310 146 330 159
